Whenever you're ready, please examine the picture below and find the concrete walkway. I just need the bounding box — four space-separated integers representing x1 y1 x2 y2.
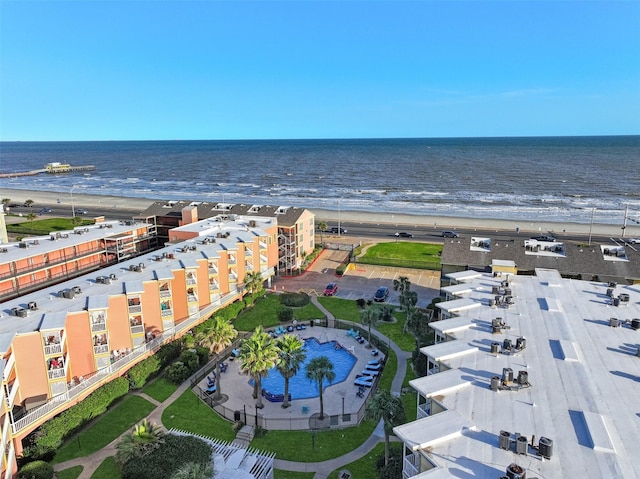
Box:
53 297 412 479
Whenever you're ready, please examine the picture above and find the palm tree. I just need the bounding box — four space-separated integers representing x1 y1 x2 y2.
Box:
170 461 214 479
24 199 34 213
360 305 382 347
399 290 418 333
196 315 237 400
71 215 84 228
317 221 328 244
393 276 411 301
276 334 306 408
305 356 335 420
365 389 406 466
238 326 280 409
26 212 37 232
115 419 165 465
1 198 10 211
243 271 263 307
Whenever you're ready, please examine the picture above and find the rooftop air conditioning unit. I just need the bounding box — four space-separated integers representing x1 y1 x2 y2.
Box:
138 262 145 269
72 286 82 294
61 289 75 299
33 240 39 245
249 220 257 227
50 235 56 241
505 463 526 479
134 265 142 272
538 437 553 459
19 242 28 248
106 224 113 228
16 308 28 318
0 248 8 253
28 301 37 310
109 273 117 280
129 265 136 271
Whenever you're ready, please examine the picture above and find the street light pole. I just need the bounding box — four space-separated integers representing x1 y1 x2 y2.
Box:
338 198 341 237
70 185 77 218
588 208 595 247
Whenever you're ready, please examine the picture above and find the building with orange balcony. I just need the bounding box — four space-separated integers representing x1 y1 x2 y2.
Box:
136 200 315 275
0 213 278 478
0 219 158 302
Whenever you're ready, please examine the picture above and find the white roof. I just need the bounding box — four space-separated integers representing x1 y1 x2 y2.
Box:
440 284 474 296
492 259 516 268
400 271 640 479
435 298 481 313
409 369 471 398
445 270 483 282
394 410 472 451
429 316 476 336
419 340 478 362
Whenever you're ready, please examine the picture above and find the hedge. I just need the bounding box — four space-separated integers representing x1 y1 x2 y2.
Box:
127 355 161 389
121 434 212 479
280 292 310 307
18 460 54 479
33 377 129 452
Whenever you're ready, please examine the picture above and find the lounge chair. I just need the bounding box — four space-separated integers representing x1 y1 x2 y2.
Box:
346 328 355 336
367 359 381 366
219 362 228 373
354 376 374 387
361 369 380 376
205 385 217 394
356 390 365 398
366 363 383 371
371 349 379 356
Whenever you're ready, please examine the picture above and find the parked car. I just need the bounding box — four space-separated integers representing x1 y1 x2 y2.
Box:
441 230 459 238
331 227 347 234
627 237 640 245
395 232 413 238
530 234 556 242
374 286 389 302
323 282 339 296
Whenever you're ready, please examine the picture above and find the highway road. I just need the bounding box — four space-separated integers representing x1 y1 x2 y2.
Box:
7 202 636 247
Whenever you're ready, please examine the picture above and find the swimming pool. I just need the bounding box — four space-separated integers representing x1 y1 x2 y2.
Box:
258 337 356 400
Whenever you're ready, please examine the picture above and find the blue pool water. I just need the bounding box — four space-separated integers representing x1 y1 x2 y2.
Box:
258 337 356 400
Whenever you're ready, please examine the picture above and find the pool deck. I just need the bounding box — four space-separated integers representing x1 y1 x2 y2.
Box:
199 326 385 423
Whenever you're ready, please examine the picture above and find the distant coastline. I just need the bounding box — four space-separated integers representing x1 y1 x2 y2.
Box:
2 187 637 238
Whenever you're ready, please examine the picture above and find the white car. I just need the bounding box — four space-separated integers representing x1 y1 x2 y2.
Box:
628 238 640 244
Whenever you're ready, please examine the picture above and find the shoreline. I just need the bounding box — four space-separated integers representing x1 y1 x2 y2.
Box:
1 187 638 237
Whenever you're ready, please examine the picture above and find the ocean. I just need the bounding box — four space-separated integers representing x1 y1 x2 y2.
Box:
1 136 639 225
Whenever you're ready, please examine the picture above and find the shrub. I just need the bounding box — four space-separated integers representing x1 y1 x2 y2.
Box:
279 292 310 307
32 377 130 453
18 460 54 479
278 306 294 323
336 264 345 276
127 355 161 390
155 341 182 367
165 362 191 384
121 434 212 479
375 444 403 479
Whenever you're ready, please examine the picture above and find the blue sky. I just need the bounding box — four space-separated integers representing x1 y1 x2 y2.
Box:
1 0 639 140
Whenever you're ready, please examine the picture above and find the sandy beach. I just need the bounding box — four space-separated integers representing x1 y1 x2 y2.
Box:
2 187 638 238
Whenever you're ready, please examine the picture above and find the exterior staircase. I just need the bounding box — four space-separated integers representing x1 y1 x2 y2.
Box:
234 424 255 446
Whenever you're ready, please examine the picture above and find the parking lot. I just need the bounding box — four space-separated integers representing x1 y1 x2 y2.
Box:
273 247 441 309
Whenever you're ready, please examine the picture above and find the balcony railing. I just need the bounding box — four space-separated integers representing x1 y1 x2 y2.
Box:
259 241 267 249
5 377 19 409
128 305 142 314
44 343 62 356
260 254 268 263
186 278 197 285
93 344 109 355
161 309 173 317
10 289 243 435
130 325 144 335
48 368 66 380
3 354 15 382
228 256 237 265
403 454 421 477
160 290 172 298
417 402 431 419
187 295 198 303
91 321 107 332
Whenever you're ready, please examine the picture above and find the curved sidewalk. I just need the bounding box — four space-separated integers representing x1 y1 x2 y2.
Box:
53 297 411 479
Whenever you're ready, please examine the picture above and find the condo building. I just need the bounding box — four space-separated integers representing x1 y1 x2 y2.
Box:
0 213 279 478
395 267 640 478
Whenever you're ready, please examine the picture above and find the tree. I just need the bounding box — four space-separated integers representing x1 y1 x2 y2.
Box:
170 461 214 479
360 306 382 347
305 356 335 420
115 419 165 466
243 271 263 307
393 276 411 303
365 389 406 466
399 290 418 333
195 316 237 400
238 326 279 409
1 198 10 211
317 221 328 244
24 199 34 213
26 212 37 231
276 334 306 408
71 215 83 228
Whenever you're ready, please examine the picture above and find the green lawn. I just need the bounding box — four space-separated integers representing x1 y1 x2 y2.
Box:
250 420 377 462
161 389 236 442
376 311 417 352
52 395 156 464
326 442 384 479
142 377 178 403
358 241 442 270
376 349 397 391
90 457 121 479
274 471 315 479
316 297 362 323
6 217 93 236
233 294 324 331
55 465 83 479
